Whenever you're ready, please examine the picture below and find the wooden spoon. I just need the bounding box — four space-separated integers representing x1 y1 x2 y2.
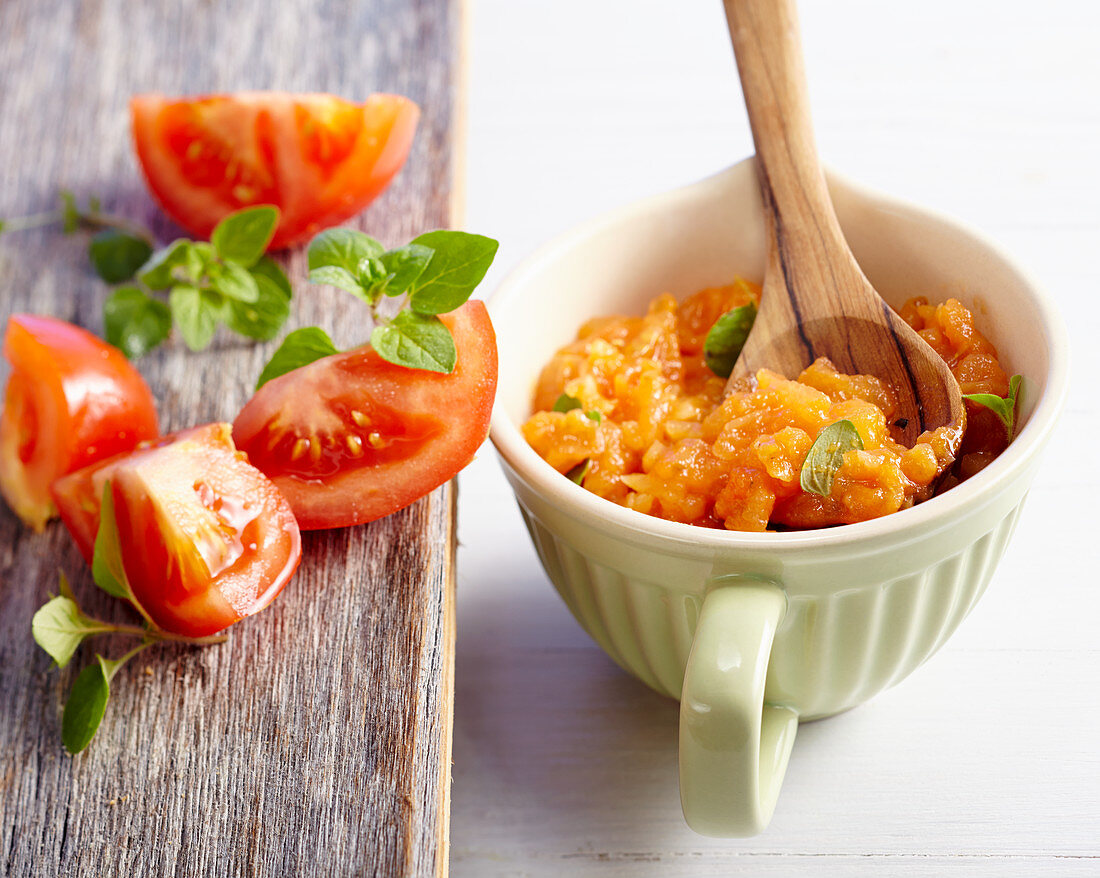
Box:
723 0 966 455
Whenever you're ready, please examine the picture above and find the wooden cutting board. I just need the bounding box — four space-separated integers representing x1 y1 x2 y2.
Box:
0 1 461 875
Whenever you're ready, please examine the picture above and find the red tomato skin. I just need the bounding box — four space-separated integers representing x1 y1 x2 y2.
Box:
0 315 158 531
232 300 498 530
131 91 420 249
55 423 300 637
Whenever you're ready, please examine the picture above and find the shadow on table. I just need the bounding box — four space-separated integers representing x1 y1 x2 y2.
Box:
451 564 694 851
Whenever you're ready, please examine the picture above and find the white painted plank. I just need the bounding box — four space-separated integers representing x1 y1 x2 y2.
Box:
458 0 1100 873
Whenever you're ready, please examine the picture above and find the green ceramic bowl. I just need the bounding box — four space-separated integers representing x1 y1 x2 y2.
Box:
488 159 1069 837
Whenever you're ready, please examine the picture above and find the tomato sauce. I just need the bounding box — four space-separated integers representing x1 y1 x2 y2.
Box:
523 283 1012 532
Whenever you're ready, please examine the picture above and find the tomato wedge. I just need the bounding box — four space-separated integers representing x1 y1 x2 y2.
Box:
131 91 419 249
232 300 498 530
0 315 158 531
53 423 300 637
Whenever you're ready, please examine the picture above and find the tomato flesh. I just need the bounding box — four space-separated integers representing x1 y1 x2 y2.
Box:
0 315 158 531
54 424 300 637
131 91 419 249
232 300 498 529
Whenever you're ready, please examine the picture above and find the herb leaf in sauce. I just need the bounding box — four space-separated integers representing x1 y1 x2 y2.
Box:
800 419 864 497
964 374 1022 437
552 393 601 422
704 303 757 378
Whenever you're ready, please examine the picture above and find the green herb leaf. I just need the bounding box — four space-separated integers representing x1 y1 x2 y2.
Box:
208 260 260 303
60 190 80 233
32 596 101 668
552 394 600 421
255 327 340 390
371 310 457 373
224 271 292 341
0 219 7 235
800 419 864 497
62 657 111 753
704 303 758 378
249 255 293 300
103 286 172 358
89 230 153 284
964 374 1022 437
210 205 279 267
308 264 371 301
91 483 130 600
565 459 591 485
379 244 433 297
308 228 384 278
408 231 498 315
169 285 219 351
139 239 198 289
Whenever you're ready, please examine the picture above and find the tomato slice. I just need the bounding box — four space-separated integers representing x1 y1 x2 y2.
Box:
232 300 498 530
52 424 214 565
54 423 300 637
131 91 419 249
0 315 159 531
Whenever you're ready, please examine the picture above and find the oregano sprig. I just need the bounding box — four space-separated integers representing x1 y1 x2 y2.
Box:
0 194 293 358
31 484 226 753
113 205 291 355
256 227 498 388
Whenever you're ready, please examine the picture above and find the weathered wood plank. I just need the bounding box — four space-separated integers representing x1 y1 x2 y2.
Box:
0 1 459 876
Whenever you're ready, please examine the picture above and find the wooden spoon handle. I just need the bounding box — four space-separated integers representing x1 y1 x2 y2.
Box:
723 0 864 322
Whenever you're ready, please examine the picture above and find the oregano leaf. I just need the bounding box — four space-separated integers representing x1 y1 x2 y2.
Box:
964 374 1022 437
379 244 433 297
800 419 864 497
208 260 260 303
704 303 757 378
169 284 218 351
553 394 600 421
139 239 198 290
103 286 172 358
370 311 456 373
91 483 130 600
255 327 340 390
308 265 371 302
89 230 153 284
308 228 384 276
565 459 591 485
408 231 498 315
225 271 291 341
249 256 292 300
62 658 111 753
210 205 279 267
31 596 100 668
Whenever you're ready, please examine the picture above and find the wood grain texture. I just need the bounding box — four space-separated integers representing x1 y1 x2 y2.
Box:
0 1 459 876
722 0 965 449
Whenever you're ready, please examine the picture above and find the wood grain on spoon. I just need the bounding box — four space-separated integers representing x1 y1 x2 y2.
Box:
723 0 965 456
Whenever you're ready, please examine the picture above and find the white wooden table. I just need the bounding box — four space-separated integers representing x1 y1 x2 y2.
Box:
453 0 1100 874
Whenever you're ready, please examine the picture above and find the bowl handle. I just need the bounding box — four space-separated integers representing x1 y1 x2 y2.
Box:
679 575 798 836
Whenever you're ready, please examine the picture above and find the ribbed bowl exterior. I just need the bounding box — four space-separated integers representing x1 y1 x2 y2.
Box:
512 484 1027 721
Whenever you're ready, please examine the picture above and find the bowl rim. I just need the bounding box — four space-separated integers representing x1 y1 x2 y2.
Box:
488 159 1071 552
